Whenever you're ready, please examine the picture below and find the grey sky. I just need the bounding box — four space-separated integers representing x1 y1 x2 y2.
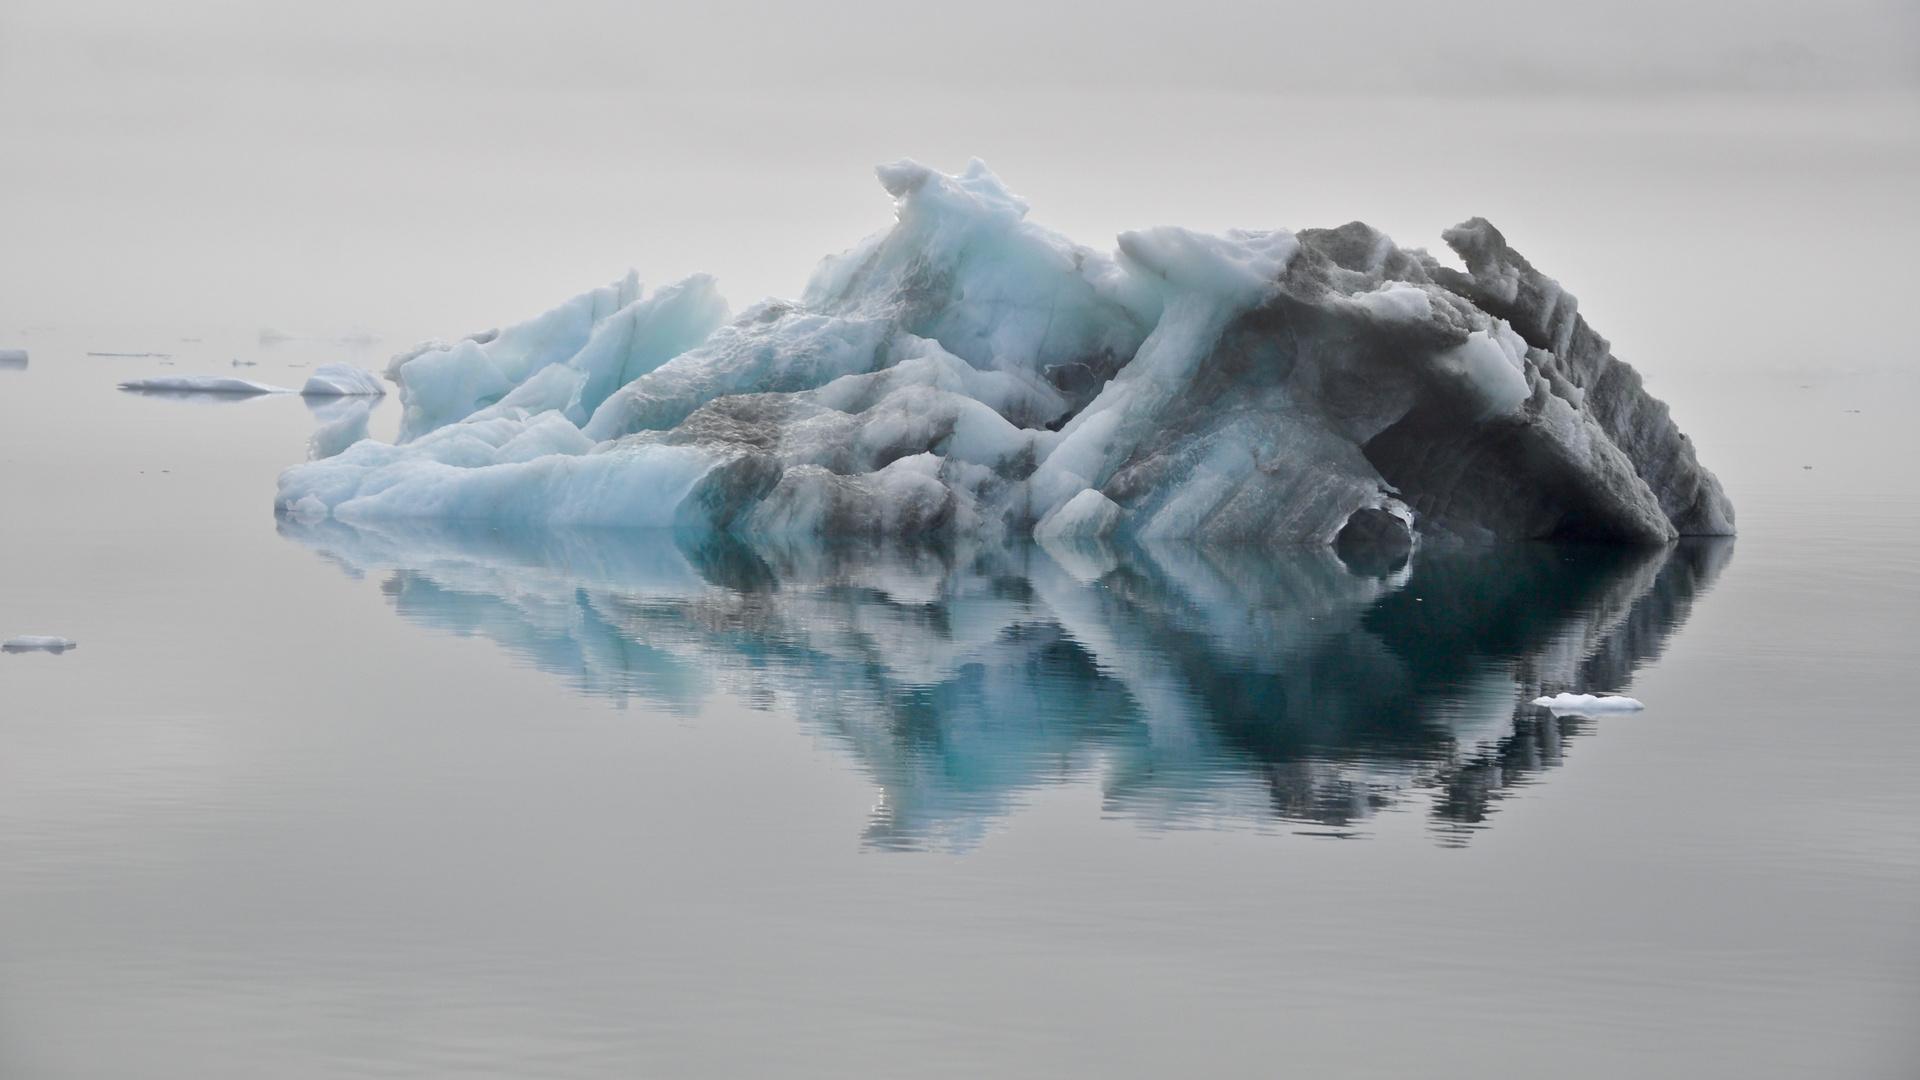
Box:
5 0 1916 93
1 1 1916 366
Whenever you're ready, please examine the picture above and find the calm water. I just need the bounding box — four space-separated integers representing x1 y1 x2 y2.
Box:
0 330 1915 1077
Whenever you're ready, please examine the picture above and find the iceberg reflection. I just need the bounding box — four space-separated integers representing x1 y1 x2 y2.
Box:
280 519 1730 847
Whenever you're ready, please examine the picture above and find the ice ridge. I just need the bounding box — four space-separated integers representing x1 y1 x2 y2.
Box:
277 159 1734 548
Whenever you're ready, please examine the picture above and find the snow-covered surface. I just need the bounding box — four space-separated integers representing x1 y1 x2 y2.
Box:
278 159 1733 546
300 363 385 397
3 635 77 653
121 375 293 395
1531 693 1645 714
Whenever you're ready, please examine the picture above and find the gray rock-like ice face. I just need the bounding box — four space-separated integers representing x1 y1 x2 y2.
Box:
276 160 1732 548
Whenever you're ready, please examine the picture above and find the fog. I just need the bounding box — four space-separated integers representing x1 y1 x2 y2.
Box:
2 0 1916 373
8 0 1915 93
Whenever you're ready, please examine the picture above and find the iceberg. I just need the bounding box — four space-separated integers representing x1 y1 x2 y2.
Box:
122 375 293 395
3 635 77 653
277 159 1733 549
122 364 385 400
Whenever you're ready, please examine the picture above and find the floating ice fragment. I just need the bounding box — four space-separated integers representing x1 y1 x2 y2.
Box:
259 328 303 344
335 325 381 346
120 375 295 395
90 351 171 358
120 368 385 398
309 400 372 460
3 635 77 653
0 348 27 364
288 494 331 522
300 363 386 396
1530 693 1644 714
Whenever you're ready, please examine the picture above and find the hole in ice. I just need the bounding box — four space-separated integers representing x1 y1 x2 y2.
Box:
1334 506 1413 577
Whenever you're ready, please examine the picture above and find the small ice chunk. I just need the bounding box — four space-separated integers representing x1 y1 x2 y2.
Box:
119 375 295 394
335 325 381 346
289 494 331 523
231 359 257 366
0 348 27 364
1531 693 1644 714
3 635 78 653
301 363 386 396
309 400 372 460
259 328 303 344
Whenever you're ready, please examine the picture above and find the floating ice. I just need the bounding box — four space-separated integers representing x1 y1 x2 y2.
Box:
1531 693 1645 714
300 363 385 397
3 635 77 653
121 375 294 395
309 400 372 461
0 348 27 365
278 159 1734 548
121 365 384 399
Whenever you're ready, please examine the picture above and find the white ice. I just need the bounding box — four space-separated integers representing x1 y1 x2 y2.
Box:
122 375 294 394
3 635 78 653
1530 693 1645 714
122 365 383 399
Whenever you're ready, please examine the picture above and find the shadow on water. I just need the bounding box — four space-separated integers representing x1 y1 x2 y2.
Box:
279 518 1732 848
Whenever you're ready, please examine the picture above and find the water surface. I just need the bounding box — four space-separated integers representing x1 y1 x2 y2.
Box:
1 334 1916 1077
